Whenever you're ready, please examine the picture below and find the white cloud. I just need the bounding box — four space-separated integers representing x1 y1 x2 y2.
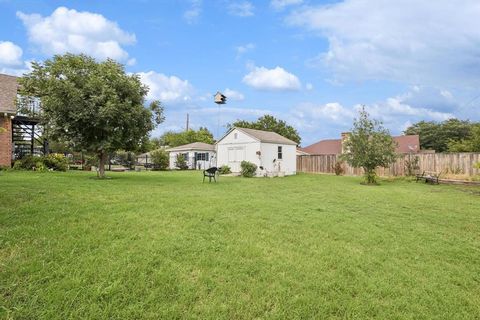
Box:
235 43 255 58
184 0 202 24
0 41 23 66
291 86 456 143
287 0 480 87
224 88 245 101
243 66 301 91
293 102 354 128
138 71 194 103
17 7 135 62
271 0 303 10
305 82 313 91
366 99 453 123
228 1 254 17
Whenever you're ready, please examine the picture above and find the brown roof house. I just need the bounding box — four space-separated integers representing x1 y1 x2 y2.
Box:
301 132 420 155
0 74 18 167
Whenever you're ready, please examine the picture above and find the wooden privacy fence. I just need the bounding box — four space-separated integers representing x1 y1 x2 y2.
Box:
297 153 480 177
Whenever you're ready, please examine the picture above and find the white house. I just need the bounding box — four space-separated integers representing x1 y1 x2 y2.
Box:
216 127 297 176
166 142 216 170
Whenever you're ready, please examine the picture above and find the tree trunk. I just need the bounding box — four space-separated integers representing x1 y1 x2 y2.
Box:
364 167 377 184
98 151 107 178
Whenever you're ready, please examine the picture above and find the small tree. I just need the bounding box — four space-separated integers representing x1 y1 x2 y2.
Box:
150 149 169 170
175 154 188 170
18 54 164 178
404 155 420 176
341 108 397 184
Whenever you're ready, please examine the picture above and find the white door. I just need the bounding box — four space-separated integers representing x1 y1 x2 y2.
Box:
228 146 245 172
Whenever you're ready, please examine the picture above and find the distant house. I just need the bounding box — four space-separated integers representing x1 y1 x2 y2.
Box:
0 74 18 167
300 132 421 155
166 142 216 170
216 127 297 176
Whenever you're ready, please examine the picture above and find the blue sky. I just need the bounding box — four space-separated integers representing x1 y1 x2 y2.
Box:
1 0 479 146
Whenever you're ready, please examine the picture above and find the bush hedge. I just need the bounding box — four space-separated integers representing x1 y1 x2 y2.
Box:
175 154 189 170
218 165 232 175
240 161 257 177
13 154 68 171
150 149 169 170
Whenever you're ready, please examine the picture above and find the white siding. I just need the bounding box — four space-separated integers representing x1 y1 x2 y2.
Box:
216 128 261 172
259 143 296 175
169 150 216 170
216 128 296 175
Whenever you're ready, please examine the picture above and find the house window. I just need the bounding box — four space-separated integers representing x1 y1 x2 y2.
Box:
278 146 283 159
234 133 238 139
195 153 209 161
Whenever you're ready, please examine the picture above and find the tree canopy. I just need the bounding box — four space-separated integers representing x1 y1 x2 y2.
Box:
446 124 480 152
341 108 397 184
228 115 301 144
158 127 214 147
404 119 473 152
18 53 164 178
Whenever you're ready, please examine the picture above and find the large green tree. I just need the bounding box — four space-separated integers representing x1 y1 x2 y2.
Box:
341 108 397 184
18 54 164 178
228 115 301 144
447 124 480 152
404 119 472 152
159 127 214 147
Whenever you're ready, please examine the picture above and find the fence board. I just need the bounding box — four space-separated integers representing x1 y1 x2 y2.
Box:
297 153 480 177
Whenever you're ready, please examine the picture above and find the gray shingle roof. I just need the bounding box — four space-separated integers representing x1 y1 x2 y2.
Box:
236 127 298 145
0 74 18 114
166 142 215 152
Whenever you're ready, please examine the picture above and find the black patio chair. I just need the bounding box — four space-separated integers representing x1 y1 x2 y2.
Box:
203 167 218 183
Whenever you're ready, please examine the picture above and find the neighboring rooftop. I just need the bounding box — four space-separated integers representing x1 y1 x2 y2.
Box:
301 139 343 155
301 134 421 155
0 73 18 114
234 127 298 145
166 142 215 152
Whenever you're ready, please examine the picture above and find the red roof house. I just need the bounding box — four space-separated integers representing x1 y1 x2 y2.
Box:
301 133 420 155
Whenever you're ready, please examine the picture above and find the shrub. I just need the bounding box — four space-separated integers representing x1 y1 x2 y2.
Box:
12 154 68 171
333 161 344 176
35 161 47 172
43 153 68 171
404 155 420 176
475 162 480 169
150 149 169 170
175 154 189 170
218 165 232 175
240 161 257 177
12 155 39 170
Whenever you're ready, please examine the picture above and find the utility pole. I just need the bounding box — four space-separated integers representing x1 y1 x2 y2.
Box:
214 92 227 139
186 113 189 131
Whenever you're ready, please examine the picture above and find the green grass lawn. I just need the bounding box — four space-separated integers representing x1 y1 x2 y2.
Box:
1 171 480 319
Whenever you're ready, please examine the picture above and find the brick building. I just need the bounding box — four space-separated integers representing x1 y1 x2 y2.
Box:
0 74 18 167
